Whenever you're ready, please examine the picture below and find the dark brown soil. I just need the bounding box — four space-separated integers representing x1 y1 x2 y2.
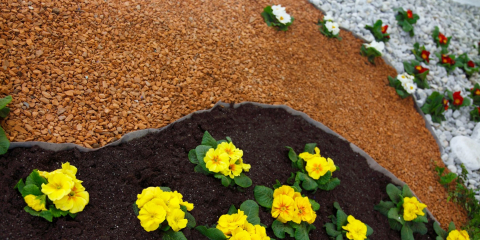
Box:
0 104 436 239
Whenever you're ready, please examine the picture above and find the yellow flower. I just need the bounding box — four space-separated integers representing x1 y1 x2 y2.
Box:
447 230 470 240
167 209 188 232
273 185 296 199
305 157 330 179
342 215 367 240
41 172 74 201
271 195 295 223
230 227 252 240
24 194 47 211
172 191 194 211
136 187 163 209
59 162 77 179
204 148 230 172
299 147 321 161
216 210 248 236
402 197 427 221
251 225 270 240
238 158 251 172
37 170 50 179
222 158 243 179
292 196 316 224
325 157 336 173
243 221 256 234
217 142 243 161
53 180 89 213
138 199 167 232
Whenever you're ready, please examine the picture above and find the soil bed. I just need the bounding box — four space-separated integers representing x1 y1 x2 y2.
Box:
1 104 436 239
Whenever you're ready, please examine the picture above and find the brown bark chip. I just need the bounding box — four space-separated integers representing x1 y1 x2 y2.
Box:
0 0 468 227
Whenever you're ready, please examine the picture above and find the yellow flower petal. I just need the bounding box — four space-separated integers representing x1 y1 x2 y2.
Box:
24 194 47 211
41 172 74 201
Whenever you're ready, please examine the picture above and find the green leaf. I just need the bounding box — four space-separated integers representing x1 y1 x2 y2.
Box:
133 203 140 216
227 205 237 215
448 221 456 232
254 185 274 209
296 172 317 191
0 95 12 110
50 205 69 217
413 213 428 223
401 224 414 240
316 171 332 185
273 180 283 189
388 218 402 231
24 206 53 222
324 222 340 237
188 149 199 164
403 61 415 74
292 181 302 193
160 224 172 232
225 137 232 143
402 185 414 198
410 221 427 235
22 184 42 197
184 211 196 229
336 209 348 231
195 145 213 164
26 170 47 189
216 140 227 145
234 173 252 188
388 208 404 225
14 179 25 193
194 165 210 174
221 175 231 187
0 107 10 118
374 200 395 216
333 202 342 211
286 146 298 162
68 212 77 218
272 220 295 239
304 143 317 154
160 187 172 192
163 230 188 240
201 131 217 148
386 184 402 204
336 235 344 240
240 200 260 225
318 177 340 191
294 223 309 240
433 221 447 238
195 226 227 240
309 199 320 211
366 224 374 236
296 159 305 171
0 126 10 155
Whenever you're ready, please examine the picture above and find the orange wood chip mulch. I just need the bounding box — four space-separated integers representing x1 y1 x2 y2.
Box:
0 0 468 227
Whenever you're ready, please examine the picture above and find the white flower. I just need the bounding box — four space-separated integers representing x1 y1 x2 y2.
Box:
272 5 286 16
276 11 292 24
325 21 340 35
397 73 414 84
403 82 416 94
363 40 385 55
323 12 334 21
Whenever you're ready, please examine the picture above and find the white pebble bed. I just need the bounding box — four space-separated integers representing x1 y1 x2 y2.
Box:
308 0 480 201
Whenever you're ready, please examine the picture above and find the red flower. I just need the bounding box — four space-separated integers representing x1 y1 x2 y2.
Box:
443 98 449 111
438 33 447 45
385 35 390 39
453 91 464 106
407 9 413 19
450 59 456 65
475 88 480 96
441 54 452 65
421 50 430 63
381 25 389 34
468 60 475 68
415 65 429 74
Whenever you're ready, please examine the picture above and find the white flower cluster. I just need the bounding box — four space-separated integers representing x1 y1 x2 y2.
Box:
323 13 340 35
363 40 385 55
272 5 292 24
397 73 417 94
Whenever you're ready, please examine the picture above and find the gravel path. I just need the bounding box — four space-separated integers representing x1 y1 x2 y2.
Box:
309 0 480 203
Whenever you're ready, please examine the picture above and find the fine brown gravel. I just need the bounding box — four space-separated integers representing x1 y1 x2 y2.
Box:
0 0 468 228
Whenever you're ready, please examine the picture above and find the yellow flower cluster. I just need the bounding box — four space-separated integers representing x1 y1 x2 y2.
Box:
299 147 336 180
37 162 89 213
204 142 251 178
216 210 270 240
402 197 427 221
24 194 46 211
270 185 316 224
136 187 194 232
447 230 470 240
342 215 367 240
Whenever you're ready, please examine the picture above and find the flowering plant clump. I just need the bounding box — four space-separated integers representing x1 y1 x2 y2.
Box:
445 90 471 111
387 73 417 99
434 221 471 240
254 184 319 240
412 43 431 64
188 131 252 188
261 5 294 32
132 186 195 238
470 107 480 122
403 60 430 89
456 53 480 77
432 26 451 51
196 200 272 240
374 184 428 240
365 20 390 42
14 162 89 222
285 143 339 192
435 52 461 74
0 95 12 155
467 83 480 106
324 202 373 240
317 13 341 40
360 40 384 64
421 91 448 123
394 8 419 37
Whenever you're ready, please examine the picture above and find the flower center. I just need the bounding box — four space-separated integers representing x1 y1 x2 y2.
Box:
212 156 219 163
57 185 61 189
422 54 426 59
332 26 335 28
455 99 460 104
69 192 75 197
476 89 480 95
314 164 323 173
229 164 235 171
280 16 284 20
